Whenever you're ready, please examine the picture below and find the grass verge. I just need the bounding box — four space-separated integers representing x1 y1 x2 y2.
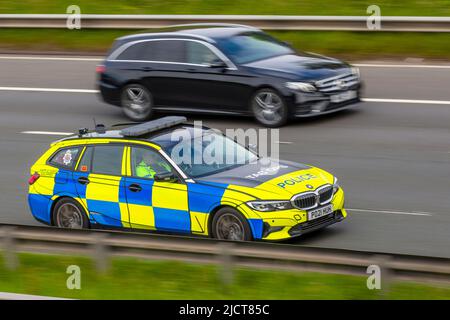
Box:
0 0 449 16
0 252 449 299
0 29 449 61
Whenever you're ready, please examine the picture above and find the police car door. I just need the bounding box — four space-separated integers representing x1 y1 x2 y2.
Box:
125 145 190 233
73 144 129 227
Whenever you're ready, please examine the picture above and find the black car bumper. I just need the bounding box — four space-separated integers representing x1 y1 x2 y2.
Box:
289 84 362 117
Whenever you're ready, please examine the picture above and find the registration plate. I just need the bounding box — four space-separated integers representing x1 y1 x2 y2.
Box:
308 204 333 221
330 90 357 103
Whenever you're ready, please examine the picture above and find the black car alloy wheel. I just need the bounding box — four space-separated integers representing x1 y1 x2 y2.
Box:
251 88 288 127
121 84 153 121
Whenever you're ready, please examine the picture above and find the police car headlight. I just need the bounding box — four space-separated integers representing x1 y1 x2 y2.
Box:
333 177 340 194
247 200 293 212
285 82 316 92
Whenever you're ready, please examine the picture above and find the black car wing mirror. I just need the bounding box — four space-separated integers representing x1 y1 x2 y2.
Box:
207 59 227 69
154 172 179 183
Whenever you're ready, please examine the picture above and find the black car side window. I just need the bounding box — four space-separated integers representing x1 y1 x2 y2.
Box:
186 41 220 65
146 40 186 63
116 42 148 61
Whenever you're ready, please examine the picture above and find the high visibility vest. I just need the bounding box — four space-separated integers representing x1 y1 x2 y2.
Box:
135 161 172 178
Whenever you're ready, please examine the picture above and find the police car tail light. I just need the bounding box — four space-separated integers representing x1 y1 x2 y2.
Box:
28 172 40 185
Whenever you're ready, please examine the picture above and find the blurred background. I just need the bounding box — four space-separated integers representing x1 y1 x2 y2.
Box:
0 0 449 300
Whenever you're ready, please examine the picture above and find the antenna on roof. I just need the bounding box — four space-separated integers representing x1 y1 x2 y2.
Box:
92 117 106 134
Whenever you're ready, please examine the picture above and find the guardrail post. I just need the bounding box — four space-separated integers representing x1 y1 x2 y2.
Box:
2 227 19 270
217 242 234 293
91 233 110 274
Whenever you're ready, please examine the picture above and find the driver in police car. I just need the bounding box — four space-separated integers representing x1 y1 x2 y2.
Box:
135 151 172 179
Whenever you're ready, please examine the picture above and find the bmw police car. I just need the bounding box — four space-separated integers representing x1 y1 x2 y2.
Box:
28 116 346 241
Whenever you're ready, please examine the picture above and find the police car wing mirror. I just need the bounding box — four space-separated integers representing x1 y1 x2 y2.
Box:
154 172 178 183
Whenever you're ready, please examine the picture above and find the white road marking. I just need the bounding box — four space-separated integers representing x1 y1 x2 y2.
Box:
0 56 102 62
0 86 98 93
1 87 450 106
354 63 450 69
1 56 450 69
21 131 73 136
362 98 450 105
276 141 293 144
347 208 432 216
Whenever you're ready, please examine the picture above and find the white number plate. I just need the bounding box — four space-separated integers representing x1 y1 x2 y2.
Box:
308 204 333 221
330 90 357 103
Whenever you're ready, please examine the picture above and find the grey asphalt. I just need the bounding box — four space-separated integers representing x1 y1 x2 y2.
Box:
0 56 449 258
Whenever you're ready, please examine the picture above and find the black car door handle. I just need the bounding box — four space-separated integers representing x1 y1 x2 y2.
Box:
77 177 90 185
128 184 142 192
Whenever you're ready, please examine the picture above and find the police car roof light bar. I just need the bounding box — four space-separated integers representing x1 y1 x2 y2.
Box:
120 116 187 137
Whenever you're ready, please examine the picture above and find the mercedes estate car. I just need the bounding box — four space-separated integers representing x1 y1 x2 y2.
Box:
97 24 362 127
28 117 346 241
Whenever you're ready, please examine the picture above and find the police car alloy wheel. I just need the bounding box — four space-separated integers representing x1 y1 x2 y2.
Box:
212 208 252 241
251 88 288 127
54 199 89 229
121 84 153 121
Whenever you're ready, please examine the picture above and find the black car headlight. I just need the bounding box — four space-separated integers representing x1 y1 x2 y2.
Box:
333 177 340 194
351 67 360 78
285 82 316 92
247 200 293 212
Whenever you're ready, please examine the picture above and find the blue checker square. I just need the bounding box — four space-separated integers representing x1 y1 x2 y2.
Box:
153 207 190 233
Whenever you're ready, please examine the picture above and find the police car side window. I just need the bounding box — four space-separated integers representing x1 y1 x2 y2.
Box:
76 146 93 172
131 147 172 179
49 147 80 169
91 145 124 176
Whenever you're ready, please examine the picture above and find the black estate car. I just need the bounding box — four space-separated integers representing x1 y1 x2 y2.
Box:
97 24 362 127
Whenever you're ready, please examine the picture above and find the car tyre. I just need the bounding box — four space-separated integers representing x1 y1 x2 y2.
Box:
251 88 288 127
53 198 89 229
211 207 253 241
121 84 153 121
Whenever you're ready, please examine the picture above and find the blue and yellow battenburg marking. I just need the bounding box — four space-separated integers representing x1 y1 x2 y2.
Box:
28 138 346 240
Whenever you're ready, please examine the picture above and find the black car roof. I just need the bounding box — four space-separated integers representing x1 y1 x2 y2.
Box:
116 25 259 44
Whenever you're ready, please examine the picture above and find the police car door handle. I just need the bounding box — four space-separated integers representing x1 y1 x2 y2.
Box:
77 177 90 185
128 184 142 192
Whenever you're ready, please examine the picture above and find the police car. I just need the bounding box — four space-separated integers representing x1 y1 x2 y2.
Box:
28 116 346 241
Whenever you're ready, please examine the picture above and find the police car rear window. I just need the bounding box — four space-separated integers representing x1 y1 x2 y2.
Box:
49 147 80 169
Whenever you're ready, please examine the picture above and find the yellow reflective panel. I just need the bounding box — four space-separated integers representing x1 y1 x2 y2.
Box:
152 182 188 211
85 174 121 202
128 204 155 229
